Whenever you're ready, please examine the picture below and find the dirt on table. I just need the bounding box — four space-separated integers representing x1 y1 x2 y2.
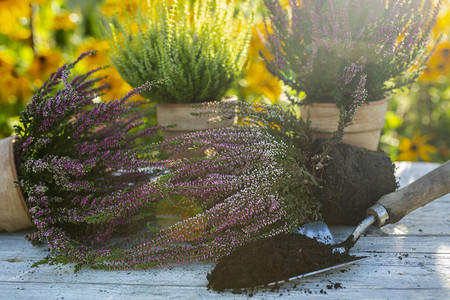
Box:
207 233 358 292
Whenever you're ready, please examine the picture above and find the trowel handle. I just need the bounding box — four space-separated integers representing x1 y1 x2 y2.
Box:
371 161 450 226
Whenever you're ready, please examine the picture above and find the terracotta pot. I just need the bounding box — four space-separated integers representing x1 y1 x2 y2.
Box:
156 96 237 140
0 137 32 232
300 99 388 151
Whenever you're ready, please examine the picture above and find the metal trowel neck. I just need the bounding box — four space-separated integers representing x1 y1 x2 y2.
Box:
334 203 390 253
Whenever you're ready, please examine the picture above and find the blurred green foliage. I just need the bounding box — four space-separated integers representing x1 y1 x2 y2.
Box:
381 78 450 162
380 6 450 163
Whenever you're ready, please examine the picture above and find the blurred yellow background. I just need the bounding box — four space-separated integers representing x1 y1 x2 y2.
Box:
0 0 448 162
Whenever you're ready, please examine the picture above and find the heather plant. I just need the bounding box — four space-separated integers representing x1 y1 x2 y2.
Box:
88 107 316 269
60 100 363 270
30 115 306 268
13 51 163 261
87 95 364 269
106 0 252 104
16 52 365 269
262 0 441 108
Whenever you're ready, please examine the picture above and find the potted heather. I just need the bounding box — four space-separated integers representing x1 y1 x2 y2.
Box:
262 0 441 150
106 0 252 139
0 51 166 250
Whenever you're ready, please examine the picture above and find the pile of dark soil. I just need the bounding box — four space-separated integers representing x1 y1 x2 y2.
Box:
316 141 398 225
207 233 357 291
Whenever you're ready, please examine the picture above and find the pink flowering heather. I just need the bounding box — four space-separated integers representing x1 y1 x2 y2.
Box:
263 0 441 108
14 52 163 264
88 100 347 270
25 99 334 270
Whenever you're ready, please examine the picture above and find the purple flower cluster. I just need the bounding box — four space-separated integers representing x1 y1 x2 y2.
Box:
89 101 324 269
15 52 163 262
263 0 441 107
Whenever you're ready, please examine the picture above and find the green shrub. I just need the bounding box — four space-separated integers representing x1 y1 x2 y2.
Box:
106 0 252 104
263 0 441 108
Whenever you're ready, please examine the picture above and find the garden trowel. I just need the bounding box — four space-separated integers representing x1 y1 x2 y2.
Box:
282 160 450 285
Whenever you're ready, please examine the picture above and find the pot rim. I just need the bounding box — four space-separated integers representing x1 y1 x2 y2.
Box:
156 95 238 108
300 97 388 134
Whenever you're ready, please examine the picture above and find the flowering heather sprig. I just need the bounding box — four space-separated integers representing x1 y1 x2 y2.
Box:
87 101 327 269
263 0 441 107
14 51 163 260
315 73 367 169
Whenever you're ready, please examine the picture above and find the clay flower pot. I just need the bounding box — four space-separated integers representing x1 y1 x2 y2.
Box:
156 96 237 140
0 137 32 232
300 99 388 151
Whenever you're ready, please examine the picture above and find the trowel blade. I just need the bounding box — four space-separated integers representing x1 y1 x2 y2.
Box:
293 220 335 245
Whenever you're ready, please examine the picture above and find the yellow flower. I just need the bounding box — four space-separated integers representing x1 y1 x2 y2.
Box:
250 21 273 60
27 49 63 83
0 0 31 39
239 21 283 103
0 72 32 103
101 67 140 101
397 131 438 162
243 61 282 103
76 39 110 68
0 51 31 103
102 0 146 19
432 2 450 39
75 39 144 102
0 51 15 73
419 41 450 82
279 0 301 8
52 12 78 31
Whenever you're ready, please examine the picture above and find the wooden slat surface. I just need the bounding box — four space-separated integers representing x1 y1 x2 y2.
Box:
0 162 449 299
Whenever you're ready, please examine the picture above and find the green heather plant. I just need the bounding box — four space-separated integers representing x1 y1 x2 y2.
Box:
106 0 252 104
263 0 441 108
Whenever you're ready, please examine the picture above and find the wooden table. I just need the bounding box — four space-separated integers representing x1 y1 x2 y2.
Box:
1 162 449 299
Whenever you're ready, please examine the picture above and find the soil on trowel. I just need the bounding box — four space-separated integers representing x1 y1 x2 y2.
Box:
207 233 357 292
315 141 398 225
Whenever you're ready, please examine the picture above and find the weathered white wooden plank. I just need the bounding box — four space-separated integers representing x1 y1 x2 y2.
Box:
1 238 448 292
1 235 449 265
0 281 237 300
350 236 450 254
1 254 448 288
0 279 449 300
395 162 440 186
